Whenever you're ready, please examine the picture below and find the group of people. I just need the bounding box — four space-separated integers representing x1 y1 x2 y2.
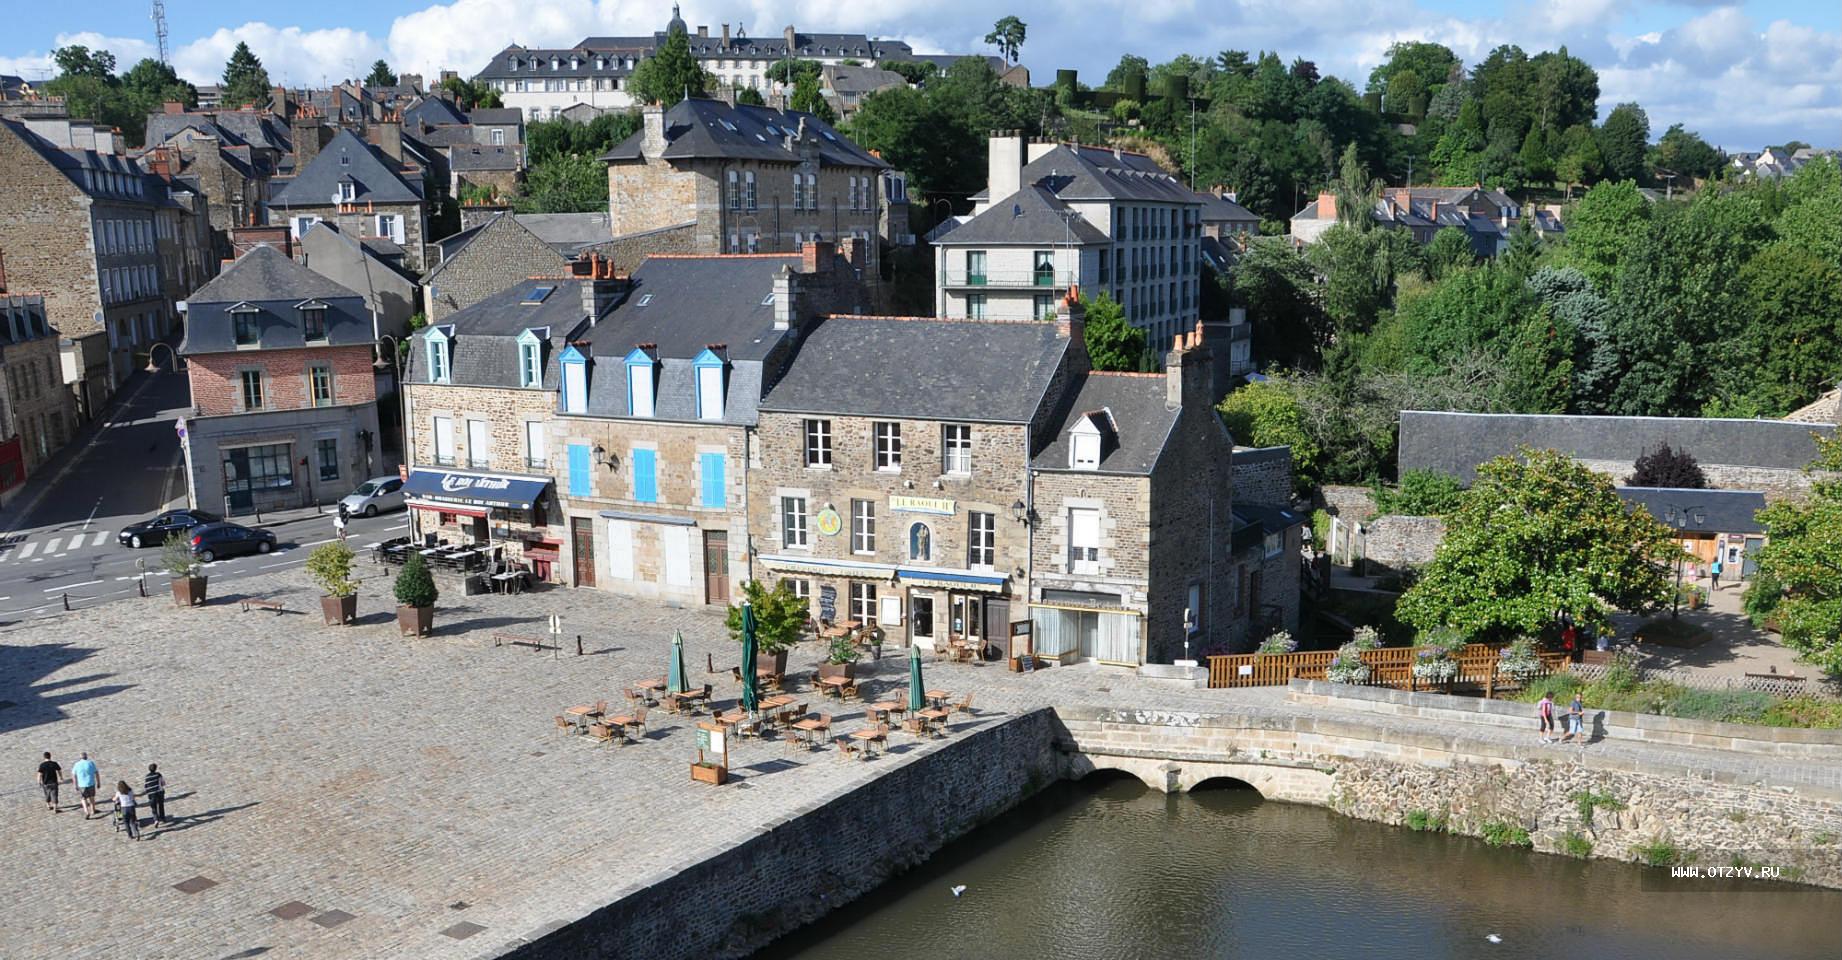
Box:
35 752 169 840
1536 692 1588 745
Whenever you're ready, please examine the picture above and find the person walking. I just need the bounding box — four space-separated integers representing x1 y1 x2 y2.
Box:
1537 692 1556 744
1711 557 1723 592
113 781 139 840
71 752 100 819
36 752 61 813
1561 692 1586 744
333 504 349 543
142 763 168 827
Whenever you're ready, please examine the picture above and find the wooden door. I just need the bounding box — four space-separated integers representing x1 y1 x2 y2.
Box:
703 529 729 605
571 517 596 588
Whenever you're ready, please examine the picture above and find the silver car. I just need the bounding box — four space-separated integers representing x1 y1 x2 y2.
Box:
339 476 406 517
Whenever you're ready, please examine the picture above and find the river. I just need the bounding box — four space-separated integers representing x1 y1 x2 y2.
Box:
756 775 1842 960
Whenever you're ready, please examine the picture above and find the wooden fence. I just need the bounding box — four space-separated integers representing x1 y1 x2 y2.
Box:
1206 644 1570 696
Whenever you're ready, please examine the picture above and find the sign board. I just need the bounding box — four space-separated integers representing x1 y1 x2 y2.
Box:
1009 619 1033 658
1237 664 1254 676
815 507 843 537
696 722 728 768
890 495 955 515
818 584 838 621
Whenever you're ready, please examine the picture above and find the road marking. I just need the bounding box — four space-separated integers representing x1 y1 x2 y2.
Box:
114 576 138 581
43 538 60 554
82 497 100 531
45 580 102 592
91 531 107 547
302 538 335 547
259 560 297 570
18 542 37 559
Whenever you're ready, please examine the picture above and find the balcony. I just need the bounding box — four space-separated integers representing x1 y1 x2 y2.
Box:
941 270 1080 290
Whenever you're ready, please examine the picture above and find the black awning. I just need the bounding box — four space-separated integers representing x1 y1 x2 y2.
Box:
403 469 550 511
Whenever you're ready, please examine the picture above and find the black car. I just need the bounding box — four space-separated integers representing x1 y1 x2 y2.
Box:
118 509 222 549
188 522 276 562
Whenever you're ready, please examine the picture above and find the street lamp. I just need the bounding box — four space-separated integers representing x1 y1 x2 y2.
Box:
1662 502 1708 618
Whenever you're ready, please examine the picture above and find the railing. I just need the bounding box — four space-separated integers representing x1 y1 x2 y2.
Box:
1207 643 1571 694
940 270 1079 289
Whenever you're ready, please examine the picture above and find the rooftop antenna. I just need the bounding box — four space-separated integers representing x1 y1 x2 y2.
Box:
151 0 170 65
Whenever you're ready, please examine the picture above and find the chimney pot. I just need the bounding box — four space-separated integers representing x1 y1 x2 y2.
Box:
1316 191 1336 219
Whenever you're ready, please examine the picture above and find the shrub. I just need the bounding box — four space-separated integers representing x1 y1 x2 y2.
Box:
825 636 861 665
1111 98 1141 122
1405 808 1448 832
1561 831 1594 858
1633 838 1683 867
1372 469 1465 516
1571 788 1625 826
1760 696 1842 729
1497 636 1545 681
1664 688 1772 724
1629 443 1708 489
1327 628 1379 684
162 533 200 578
393 551 439 608
1257 630 1298 656
1479 819 1533 848
723 579 808 655
1599 648 1643 694
306 542 357 598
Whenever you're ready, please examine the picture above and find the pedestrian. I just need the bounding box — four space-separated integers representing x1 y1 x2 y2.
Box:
36 752 61 813
71 752 100 819
1537 692 1556 744
333 505 349 542
1711 557 1723 592
1562 692 1586 743
142 763 167 826
113 780 139 840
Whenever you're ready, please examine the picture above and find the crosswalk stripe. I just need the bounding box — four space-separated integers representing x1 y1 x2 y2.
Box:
18 542 37 559
43 538 60 554
92 531 107 547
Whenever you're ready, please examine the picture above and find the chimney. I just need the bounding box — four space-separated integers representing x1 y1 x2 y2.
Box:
1166 322 1215 410
292 116 329 168
987 130 1024 203
784 25 797 57
574 253 625 321
722 23 731 46
163 101 185 114
369 117 403 162
1315 191 1336 218
1430 200 1440 221
1053 285 1090 374
697 25 708 38
640 104 666 155
801 239 834 274
773 266 796 330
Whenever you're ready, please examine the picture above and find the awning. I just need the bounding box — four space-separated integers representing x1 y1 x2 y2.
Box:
599 510 696 526
759 554 896 579
407 499 488 518
898 568 1009 593
403 468 550 511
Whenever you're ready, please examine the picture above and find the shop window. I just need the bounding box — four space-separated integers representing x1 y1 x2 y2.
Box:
316 438 339 481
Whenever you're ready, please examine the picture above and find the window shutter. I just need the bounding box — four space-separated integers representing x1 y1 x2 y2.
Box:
567 443 591 497
1071 508 1100 548
700 453 725 508
633 448 657 503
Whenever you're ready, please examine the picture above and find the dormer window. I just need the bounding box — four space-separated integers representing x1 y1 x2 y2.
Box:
338 181 356 202
1069 412 1108 470
624 346 657 418
425 326 453 384
517 328 547 388
297 301 328 340
693 348 726 421
560 344 589 413
231 304 260 346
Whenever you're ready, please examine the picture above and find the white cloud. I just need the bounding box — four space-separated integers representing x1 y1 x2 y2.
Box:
171 24 387 88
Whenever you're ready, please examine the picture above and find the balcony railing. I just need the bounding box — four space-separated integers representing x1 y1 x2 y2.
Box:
942 270 1080 290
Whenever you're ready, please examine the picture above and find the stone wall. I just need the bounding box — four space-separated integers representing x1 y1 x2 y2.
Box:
1230 445 1292 506
1358 515 1444 570
423 214 568 321
182 401 382 513
579 222 697 272
289 201 429 274
502 709 1064 960
1319 484 1377 523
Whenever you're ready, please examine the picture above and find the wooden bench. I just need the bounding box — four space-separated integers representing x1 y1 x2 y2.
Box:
493 632 550 650
239 598 285 614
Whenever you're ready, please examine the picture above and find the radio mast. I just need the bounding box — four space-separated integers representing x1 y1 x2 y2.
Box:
151 0 170 65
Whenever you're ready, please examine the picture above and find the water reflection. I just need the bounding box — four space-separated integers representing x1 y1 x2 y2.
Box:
757 775 1842 960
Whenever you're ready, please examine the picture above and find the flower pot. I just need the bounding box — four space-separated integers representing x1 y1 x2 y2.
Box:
691 762 727 785
396 603 435 636
760 650 788 675
321 594 357 626
818 661 857 681
170 576 208 608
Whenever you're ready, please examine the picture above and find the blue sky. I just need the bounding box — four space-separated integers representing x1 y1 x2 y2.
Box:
5 0 1838 149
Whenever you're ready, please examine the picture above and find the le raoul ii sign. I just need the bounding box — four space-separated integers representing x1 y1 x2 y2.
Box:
441 474 513 494
889 495 954 515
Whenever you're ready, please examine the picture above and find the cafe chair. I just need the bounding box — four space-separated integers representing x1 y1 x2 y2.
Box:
553 714 573 737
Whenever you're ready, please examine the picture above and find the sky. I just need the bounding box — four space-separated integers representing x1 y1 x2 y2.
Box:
2 0 1837 150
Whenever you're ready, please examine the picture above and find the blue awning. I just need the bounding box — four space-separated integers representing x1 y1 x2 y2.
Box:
897 568 1007 585
403 469 550 510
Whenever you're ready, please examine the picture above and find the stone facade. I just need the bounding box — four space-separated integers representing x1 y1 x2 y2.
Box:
423 213 567 321
0 295 77 490
182 402 383 514
1146 358 1238 660
579 221 698 272
1230 445 1293 506
283 200 429 274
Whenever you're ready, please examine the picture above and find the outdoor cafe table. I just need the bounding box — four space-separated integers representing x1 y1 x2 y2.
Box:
870 700 907 722
790 717 827 749
819 619 863 640
817 676 854 699
924 689 951 708
635 678 667 702
564 703 600 732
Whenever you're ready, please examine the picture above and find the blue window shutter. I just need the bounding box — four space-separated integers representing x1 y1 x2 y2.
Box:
701 453 725 508
567 443 591 497
633 449 657 503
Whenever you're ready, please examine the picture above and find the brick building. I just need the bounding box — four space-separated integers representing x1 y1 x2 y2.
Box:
0 294 78 502
423 213 569 321
178 245 382 515
269 128 430 273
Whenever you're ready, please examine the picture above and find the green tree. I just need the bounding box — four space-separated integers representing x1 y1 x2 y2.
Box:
1080 293 1147 371
628 24 709 105
984 16 1027 65
789 74 836 123
1424 228 1475 281
1366 41 1458 99
1596 102 1650 183
879 60 936 85
1372 469 1465 516
1560 180 1649 290
1232 240 1328 367
1397 448 1676 639
723 579 808 655
54 45 116 79
513 153 608 213
1653 123 1721 180
1732 242 1842 415
365 59 397 87
1527 266 1618 413
735 86 765 106
440 76 501 110
221 41 273 108
1748 437 1842 677
1772 156 1842 266
1553 123 1603 198
393 551 439 608
1104 54 1149 91
1518 125 1553 183
1217 381 1321 494
765 59 822 86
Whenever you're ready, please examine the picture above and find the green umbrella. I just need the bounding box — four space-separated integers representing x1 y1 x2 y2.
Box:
740 601 760 713
668 630 688 694
907 641 925 713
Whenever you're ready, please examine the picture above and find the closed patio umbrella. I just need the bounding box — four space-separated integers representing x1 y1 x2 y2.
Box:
668 630 688 695
907 641 925 713
740 601 760 713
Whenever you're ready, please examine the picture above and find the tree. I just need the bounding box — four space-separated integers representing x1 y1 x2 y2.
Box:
765 59 822 86
1217 381 1321 494
628 24 708 105
1553 123 1603 198
1397 448 1677 639
1748 436 1842 677
1079 293 1146 371
879 60 935 85
723 580 808 655
1372 469 1465 516
1527 266 1618 413
984 16 1027 65
54 45 116 79
393 551 439 608
1629 444 1708 489
1654 123 1720 180
1104 54 1149 92
513 153 608 213
1596 102 1650 184
735 87 765 106
440 76 501 110
789 74 836 124
1560 180 1648 290
1518 125 1553 183
1731 242 1842 415
1424 228 1475 281
221 41 273 108
365 60 397 87
1232 240 1328 368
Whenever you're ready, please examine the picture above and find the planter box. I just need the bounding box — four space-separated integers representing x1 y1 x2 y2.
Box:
690 762 727 785
321 594 357 626
171 576 208 608
396 604 435 637
760 650 789 675
818 661 858 681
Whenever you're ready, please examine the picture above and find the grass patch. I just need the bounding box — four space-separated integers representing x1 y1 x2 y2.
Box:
1560 831 1594 859
1571 788 1626 826
1405 808 1449 832
1479 819 1533 848
1812 831 1837 846
1510 678 1842 729
1634 838 1685 868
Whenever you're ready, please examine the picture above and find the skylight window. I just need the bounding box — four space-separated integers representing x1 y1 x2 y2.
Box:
755 133 766 141
821 131 837 141
720 119 737 132
760 293 775 305
636 294 654 306
522 285 555 304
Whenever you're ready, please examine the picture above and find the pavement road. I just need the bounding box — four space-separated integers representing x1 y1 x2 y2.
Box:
0 367 408 619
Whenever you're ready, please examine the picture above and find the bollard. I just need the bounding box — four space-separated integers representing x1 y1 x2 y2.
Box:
63 592 70 611
576 634 583 656
138 578 146 598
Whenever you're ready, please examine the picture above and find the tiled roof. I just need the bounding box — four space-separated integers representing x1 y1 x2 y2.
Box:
269 128 424 207
1620 487 1767 535
181 245 371 353
1032 373 1179 475
932 185 1109 246
600 99 885 169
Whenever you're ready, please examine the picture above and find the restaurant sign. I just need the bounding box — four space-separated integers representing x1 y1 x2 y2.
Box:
889 495 955 516
404 469 549 510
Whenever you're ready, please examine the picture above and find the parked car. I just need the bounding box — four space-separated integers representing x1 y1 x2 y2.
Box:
189 522 277 562
339 476 406 517
118 509 222 549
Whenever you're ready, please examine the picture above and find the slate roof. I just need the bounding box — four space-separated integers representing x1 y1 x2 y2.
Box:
579 255 799 362
269 128 425 207
189 244 363 306
468 108 523 126
761 317 1068 422
1021 144 1196 204
601 99 885 169
181 245 371 353
145 112 292 155
1032 373 1179 475
933 185 1110 246
1197 191 1259 224
2 118 165 203
404 96 467 129
824 65 907 97
516 212 614 254
305 222 417 283
414 124 475 147
450 145 522 171
433 220 490 265
1619 487 1767 535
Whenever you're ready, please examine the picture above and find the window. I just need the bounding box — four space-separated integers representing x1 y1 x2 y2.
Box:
466 419 490 468
700 453 726 508
1034 294 1054 319
942 424 972 475
803 419 831 467
789 578 810 602
726 170 740 211
804 174 817 211
792 173 805 211
966 293 987 320
338 181 356 202
225 443 293 492
1070 423 1101 470
567 443 591 497
873 422 902 471
433 416 456 465
1033 250 1055 285
850 582 878 624
309 364 333 407
518 337 542 388
525 421 547 468
316 438 339 481
1187 582 1203 634
781 496 809 548
965 250 987 284
1265 531 1283 558
967 511 996 568
426 337 450 383
239 370 264 410
376 214 402 244
695 352 725 420
851 498 875 554
1069 508 1101 574
491 128 505 145
744 171 757 210
233 309 259 345
624 348 653 417
632 448 658 503
299 306 326 340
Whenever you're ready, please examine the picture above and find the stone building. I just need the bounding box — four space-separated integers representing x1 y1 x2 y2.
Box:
601 99 895 275
0 294 78 502
269 128 430 273
178 246 381 515
298 222 419 338
142 104 288 252
449 145 522 197
422 213 569 321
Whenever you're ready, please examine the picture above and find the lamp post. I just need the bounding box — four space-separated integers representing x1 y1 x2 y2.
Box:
1662 502 1708 618
377 332 412 536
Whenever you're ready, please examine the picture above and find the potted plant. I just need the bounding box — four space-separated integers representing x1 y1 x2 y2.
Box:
818 636 861 680
1326 626 1380 684
393 550 438 636
691 761 727 785
307 541 358 625
1411 627 1466 684
724 579 806 675
1256 630 1297 657
163 533 207 607
1497 636 1546 683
